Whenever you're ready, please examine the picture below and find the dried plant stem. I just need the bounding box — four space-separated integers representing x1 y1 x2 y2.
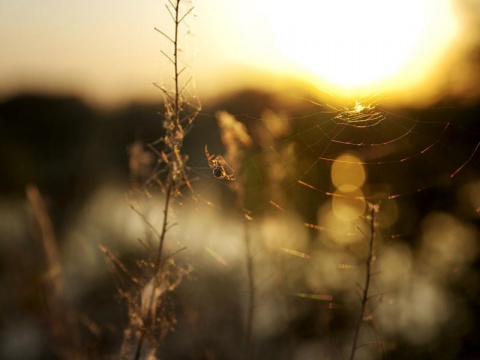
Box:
132 0 187 357
349 204 376 360
26 185 84 360
157 183 173 269
172 0 181 130
215 111 255 359
244 216 255 360
133 185 171 360
133 329 146 360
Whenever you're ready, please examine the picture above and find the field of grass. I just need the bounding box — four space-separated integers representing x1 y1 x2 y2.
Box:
1 1 480 359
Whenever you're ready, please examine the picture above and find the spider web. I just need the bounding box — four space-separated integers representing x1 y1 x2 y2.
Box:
228 95 480 215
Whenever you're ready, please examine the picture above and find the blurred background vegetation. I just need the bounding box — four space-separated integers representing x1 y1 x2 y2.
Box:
1 90 479 359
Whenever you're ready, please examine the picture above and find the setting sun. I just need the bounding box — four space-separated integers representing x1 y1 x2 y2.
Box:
258 0 457 94
0 0 474 106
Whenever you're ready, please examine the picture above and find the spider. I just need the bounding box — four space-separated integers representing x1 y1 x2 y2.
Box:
205 145 236 181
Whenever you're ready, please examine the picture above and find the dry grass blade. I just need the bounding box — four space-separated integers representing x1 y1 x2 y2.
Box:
99 244 140 285
26 185 85 360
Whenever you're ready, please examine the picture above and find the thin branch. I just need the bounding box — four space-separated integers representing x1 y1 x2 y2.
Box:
166 4 176 22
178 6 194 24
99 244 140 285
157 183 173 269
160 50 175 65
129 204 161 239
136 238 155 258
154 27 174 43
173 0 180 130
163 246 187 263
177 66 187 78
153 82 174 101
349 204 377 360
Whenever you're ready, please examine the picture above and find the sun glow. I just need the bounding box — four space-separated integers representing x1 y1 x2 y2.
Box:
259 0 457 95
354 101 365 113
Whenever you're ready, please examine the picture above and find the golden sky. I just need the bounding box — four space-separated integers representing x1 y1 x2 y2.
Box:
1 0 479 107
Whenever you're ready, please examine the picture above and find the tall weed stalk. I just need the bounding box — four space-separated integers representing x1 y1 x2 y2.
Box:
214 111 255 359
103 1 200 358
348 202 385 360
